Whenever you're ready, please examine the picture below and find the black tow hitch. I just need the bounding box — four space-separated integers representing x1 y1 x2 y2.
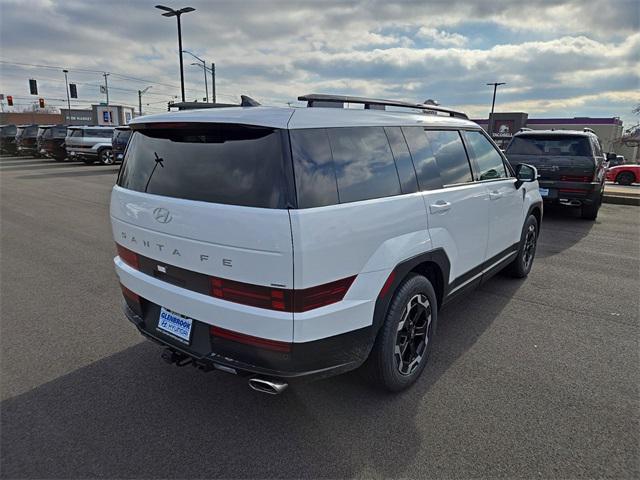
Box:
161 348 193 367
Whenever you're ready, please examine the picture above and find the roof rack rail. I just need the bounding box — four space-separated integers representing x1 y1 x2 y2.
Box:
298 94 468 119
583 127 596 134
519 127 533 132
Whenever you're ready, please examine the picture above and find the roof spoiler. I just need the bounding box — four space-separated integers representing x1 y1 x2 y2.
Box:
298 93 468 119
169 95 261 111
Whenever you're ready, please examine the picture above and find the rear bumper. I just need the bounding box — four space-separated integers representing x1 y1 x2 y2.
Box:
538 181 602 205
123 301 371 381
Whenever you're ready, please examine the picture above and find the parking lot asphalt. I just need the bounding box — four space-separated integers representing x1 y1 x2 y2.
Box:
1 154 638 479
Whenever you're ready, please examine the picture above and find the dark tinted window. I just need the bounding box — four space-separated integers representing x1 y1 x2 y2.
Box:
118 125 289 209
290 129 338 208
424 130 472 185
506 135 592 156
464 130 507 181
69 129 83 138
1 125 17 137
113 129 132 145
401 127 442 190
384 127 418 194
86 129 114 138
327 127 401 203
51 126 67 138
23 126 38 137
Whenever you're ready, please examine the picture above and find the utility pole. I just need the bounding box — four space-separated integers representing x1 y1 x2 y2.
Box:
63 69 71 121
138 86 152 116
211 62 216 103
486 82 506 136
103 72 110 105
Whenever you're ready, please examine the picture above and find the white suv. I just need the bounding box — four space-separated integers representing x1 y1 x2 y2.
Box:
111 94 542 393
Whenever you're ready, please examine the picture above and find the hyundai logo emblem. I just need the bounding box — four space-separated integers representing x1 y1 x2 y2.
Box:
153 207 172 224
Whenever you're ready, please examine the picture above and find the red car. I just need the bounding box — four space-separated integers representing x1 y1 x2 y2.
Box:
606 164 640 185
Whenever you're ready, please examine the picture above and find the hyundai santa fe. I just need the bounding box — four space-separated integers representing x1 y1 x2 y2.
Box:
112 94 542 394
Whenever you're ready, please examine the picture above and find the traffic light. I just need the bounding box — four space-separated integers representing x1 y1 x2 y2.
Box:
7 95 13 106
69 84 78 99
39 98 45 108
29 79 38 95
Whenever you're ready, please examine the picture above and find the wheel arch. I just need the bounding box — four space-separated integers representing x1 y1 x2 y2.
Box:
370 249 450 341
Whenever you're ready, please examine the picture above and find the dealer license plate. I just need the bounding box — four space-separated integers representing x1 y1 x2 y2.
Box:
158 307 193 344
538 188 549 197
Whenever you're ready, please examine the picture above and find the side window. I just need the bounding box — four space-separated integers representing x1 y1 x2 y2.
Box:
290 129 339 208
591 137 603 157
327 127 401 203
463 130 507 181
384 127 418 194
401 127 442 190
424 130 473 186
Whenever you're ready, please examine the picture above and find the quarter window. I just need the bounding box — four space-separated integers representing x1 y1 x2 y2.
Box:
424 130 473 186
464 130 507 181
290 129 339 209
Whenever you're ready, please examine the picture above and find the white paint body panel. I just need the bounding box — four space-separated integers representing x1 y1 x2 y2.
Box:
421 183 490 282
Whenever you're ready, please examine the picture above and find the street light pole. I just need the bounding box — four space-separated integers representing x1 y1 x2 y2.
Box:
63 69 71 121
486 82 506 136
184 50 208 102
155 5 196 103
103 72 110 105
211 62 215 103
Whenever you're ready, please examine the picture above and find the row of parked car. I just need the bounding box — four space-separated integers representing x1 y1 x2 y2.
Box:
0 124 132 165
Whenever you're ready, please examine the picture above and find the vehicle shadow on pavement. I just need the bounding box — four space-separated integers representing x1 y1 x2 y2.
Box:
535 205 595 258
0 281 520 479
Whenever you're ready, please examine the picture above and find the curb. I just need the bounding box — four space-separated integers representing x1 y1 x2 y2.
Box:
603 195 640 206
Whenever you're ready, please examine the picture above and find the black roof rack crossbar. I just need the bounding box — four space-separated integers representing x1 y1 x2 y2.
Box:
298 94 468 119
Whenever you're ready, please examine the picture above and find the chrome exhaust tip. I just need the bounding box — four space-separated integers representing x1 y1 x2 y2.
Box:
248 377 288 395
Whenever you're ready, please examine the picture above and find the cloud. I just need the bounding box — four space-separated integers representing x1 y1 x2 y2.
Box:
0 0 638 125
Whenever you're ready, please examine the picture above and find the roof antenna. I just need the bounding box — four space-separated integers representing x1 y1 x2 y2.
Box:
240 95 261 107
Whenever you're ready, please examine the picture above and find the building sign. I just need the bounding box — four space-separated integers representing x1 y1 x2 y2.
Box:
61 108 93 125
493 119 515 138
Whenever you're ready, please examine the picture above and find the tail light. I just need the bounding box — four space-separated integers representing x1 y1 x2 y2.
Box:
210 326 291 352
120 283 142 316
209 275 355 312
116 243 139 270
560 175 591 182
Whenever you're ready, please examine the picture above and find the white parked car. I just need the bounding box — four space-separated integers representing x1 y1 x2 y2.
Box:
111 94 542 393
65 126 115 165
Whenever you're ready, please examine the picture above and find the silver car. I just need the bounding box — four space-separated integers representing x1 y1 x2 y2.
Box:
65 126 115 165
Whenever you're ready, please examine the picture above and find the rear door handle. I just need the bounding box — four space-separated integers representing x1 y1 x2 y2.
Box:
429 201 451 214
489 190 503 200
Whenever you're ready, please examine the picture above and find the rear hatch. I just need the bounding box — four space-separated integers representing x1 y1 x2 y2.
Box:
506 134 596 181
111 122 295 343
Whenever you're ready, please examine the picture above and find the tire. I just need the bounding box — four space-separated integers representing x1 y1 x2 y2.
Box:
580 193 601 220
507 214 539 278
99 148 114 165
54 156 66 162
364 274 437 392
616 172 634 186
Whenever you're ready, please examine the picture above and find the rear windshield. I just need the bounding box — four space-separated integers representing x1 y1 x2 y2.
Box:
23 126 38 137
1 125 17 137
506 135 592 156
118 124 290 209
43 127 67 138
113 129 132 143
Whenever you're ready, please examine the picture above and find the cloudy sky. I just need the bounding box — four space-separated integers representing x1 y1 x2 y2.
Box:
1 0 638 126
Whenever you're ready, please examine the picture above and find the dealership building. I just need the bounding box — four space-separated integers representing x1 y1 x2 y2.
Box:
473 113 639 162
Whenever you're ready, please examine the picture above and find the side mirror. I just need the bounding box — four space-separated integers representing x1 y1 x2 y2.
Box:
515 163 537 188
